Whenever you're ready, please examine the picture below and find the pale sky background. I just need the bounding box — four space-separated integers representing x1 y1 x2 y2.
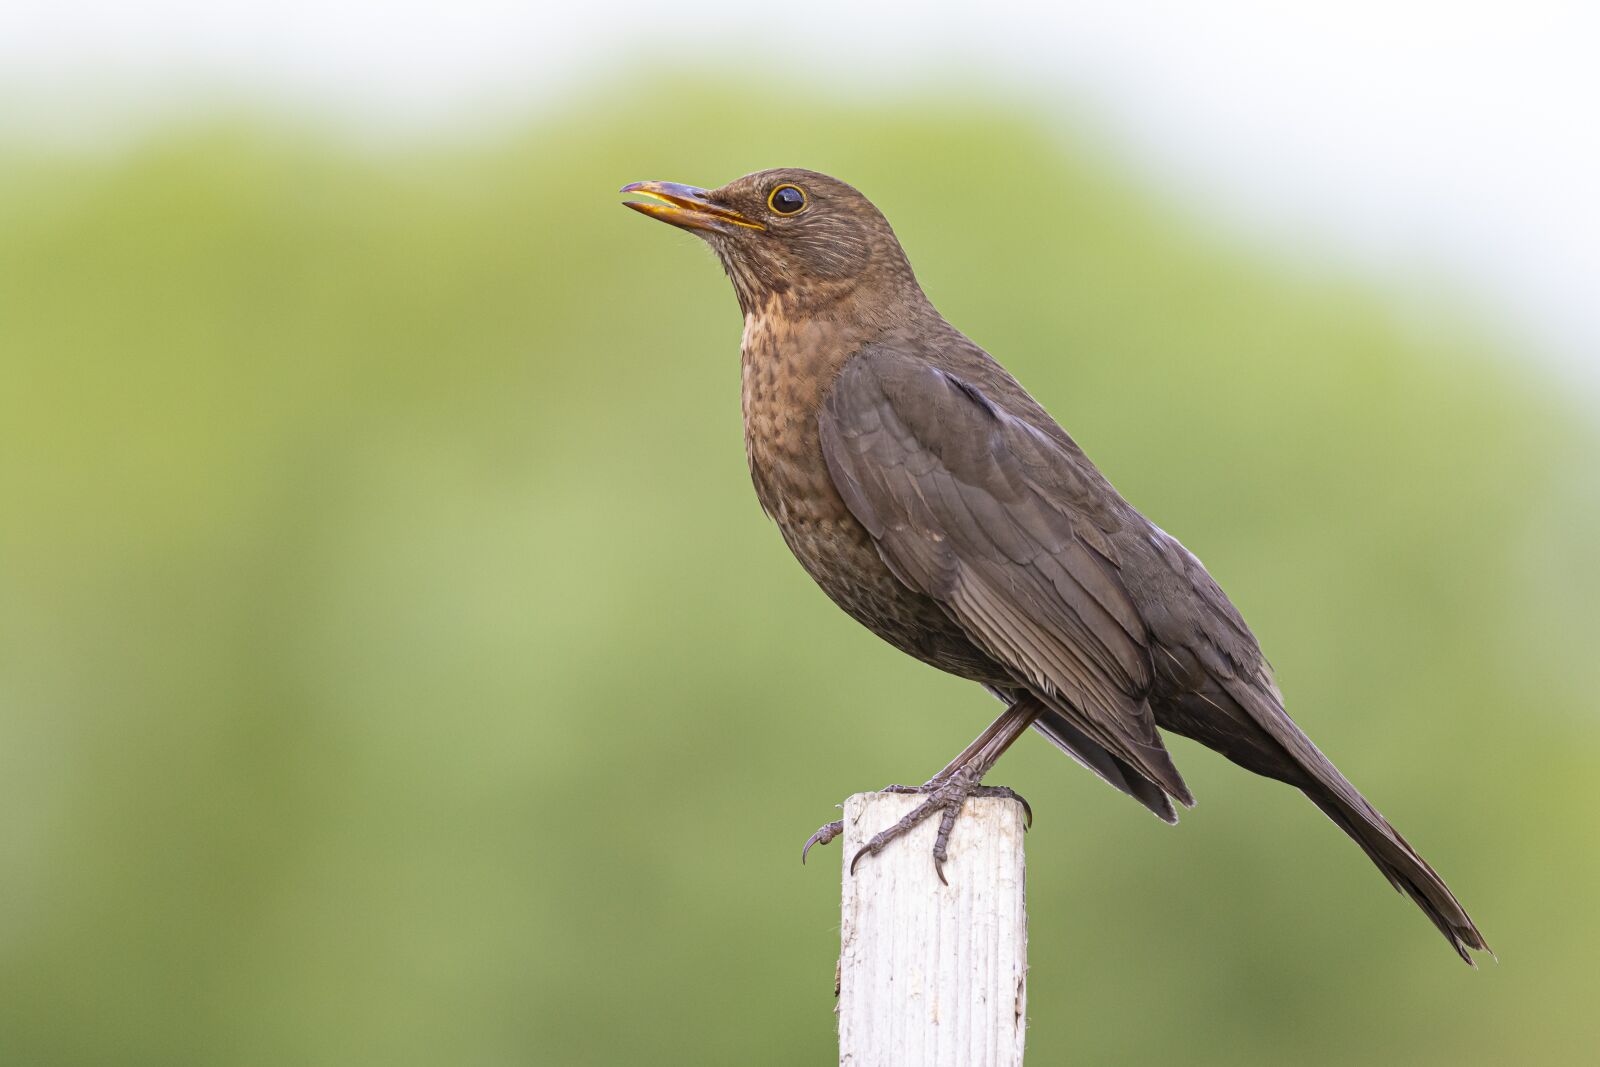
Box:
3 1 1596 392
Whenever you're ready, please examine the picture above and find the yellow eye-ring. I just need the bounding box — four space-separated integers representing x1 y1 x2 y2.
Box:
768 184 807 216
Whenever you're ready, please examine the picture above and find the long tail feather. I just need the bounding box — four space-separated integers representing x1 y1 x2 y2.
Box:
1304 783 1490 963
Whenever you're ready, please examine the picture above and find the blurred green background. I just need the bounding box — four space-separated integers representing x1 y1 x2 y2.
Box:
3 82 1598 1065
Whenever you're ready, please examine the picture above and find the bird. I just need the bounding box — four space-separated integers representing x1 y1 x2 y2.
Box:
620 168 1488 962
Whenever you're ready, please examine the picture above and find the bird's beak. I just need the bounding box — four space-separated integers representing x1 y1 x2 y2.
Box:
619 181 764 235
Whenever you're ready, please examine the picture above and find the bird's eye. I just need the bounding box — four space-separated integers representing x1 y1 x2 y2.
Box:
768 184 807 216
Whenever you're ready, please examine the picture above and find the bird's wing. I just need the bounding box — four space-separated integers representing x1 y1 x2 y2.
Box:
819 346 1192 805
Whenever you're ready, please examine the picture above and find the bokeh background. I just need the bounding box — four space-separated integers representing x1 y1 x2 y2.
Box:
3 5 1599 1065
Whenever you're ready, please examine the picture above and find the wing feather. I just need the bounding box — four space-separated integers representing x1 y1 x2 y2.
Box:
819 347 1192 805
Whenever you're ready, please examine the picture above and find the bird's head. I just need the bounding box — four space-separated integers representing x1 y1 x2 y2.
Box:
621 168 924 318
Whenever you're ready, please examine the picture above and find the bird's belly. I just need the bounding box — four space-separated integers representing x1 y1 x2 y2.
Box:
776 505 921 635
750 445 1007 685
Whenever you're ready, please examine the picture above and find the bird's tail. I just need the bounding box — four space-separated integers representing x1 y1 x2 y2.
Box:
1301 774 1490 963
1200 675 1490 962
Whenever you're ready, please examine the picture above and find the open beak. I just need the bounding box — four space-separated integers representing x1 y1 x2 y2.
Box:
620 181 764 235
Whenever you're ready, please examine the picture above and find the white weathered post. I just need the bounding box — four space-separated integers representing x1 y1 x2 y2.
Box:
837 791 1028 1066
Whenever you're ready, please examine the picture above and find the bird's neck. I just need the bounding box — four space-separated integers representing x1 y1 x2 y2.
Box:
741 287 923 405
740 293 852 421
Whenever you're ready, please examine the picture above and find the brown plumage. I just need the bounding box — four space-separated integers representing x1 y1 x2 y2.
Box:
621 169 1489 962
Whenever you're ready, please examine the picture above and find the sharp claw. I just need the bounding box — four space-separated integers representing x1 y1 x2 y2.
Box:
849 848 868 876
1019 796 1034 829
934 856 948 886
802 820 844 864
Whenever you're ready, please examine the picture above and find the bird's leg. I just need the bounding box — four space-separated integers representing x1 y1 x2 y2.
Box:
803 699 1036 857
801 699 1042 881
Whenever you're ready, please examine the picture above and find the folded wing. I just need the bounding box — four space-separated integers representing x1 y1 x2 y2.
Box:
819 346 1192 809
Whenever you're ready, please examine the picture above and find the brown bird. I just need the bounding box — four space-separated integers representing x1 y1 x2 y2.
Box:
621 169 1488 962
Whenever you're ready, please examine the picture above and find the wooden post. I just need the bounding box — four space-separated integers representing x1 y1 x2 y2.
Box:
837 791 1028 1066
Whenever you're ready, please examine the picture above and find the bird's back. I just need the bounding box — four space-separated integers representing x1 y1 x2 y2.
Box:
880 323 1330 777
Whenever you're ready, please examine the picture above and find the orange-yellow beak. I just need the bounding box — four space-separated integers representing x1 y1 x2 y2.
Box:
620 181 764 235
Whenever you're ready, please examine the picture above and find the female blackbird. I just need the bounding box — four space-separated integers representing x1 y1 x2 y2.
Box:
622 169 1487 962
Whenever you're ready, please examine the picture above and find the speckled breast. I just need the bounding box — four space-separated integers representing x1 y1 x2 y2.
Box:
739 307 1008 685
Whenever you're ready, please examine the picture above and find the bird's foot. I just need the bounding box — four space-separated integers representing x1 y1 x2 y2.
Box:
800 770 1031 884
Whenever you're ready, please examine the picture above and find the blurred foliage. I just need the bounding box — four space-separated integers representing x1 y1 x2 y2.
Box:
1 80 1598 1065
